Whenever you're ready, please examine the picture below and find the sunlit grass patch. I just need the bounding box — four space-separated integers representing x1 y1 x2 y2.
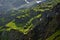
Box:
46 30 60 40
6 20 34 34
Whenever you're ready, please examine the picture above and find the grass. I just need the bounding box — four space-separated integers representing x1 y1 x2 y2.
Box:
5 14 41 34
46 30 60 40
6 20 34 34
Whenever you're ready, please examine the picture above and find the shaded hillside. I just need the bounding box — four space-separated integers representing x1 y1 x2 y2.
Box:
0 0 60 40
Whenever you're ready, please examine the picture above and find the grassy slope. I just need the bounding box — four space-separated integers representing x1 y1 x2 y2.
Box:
5 0 60 34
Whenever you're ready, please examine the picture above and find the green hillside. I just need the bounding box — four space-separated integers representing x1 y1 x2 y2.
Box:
0 0 60 40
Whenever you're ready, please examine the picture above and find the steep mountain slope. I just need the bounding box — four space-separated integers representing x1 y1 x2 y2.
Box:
0 0 60 40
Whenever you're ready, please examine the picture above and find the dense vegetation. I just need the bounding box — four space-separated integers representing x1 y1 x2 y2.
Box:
0 0 60 40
